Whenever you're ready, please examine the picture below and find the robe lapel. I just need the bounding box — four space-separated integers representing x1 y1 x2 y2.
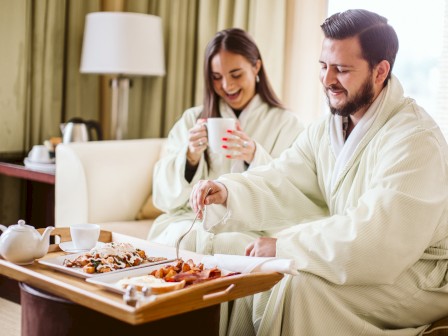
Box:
329 76 405 195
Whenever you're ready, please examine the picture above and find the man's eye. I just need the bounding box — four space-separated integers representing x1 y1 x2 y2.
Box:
337 68 348 73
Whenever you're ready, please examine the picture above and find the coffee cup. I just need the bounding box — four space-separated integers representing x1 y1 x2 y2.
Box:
28 145 52 163
207 118 236 154
70 224 100 250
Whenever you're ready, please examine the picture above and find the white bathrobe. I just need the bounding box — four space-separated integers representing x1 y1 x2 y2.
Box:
209 76 448 335
148 95 303 254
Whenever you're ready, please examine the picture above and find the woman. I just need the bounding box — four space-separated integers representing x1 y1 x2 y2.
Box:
147 28 302 255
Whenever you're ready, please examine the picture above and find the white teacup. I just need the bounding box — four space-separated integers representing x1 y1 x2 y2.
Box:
207 118 236 154
28 145 52 163
70 224 100 250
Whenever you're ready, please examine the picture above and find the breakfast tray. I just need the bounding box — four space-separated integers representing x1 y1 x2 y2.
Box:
0 228 283 325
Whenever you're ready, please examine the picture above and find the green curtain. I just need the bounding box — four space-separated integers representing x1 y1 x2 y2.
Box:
0 0 291 146
63 0 102 124
125 0 288 138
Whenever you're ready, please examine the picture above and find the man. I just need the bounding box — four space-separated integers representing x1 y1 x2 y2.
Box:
190 9 448 336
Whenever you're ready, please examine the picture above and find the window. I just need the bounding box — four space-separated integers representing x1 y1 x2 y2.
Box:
328 0 448 140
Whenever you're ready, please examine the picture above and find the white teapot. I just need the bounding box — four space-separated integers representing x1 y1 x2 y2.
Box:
0 219 54 265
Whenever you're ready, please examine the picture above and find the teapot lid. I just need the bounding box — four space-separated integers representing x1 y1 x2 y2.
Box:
9 219 34 232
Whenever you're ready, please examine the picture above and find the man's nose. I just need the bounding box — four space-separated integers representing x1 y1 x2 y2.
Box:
322 68 337 87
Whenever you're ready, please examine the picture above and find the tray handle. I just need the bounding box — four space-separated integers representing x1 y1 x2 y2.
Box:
202 284 235 301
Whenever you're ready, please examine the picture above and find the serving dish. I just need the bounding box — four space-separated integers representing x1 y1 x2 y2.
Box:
86 262 179 294
39 252 175 278
59 241 105 253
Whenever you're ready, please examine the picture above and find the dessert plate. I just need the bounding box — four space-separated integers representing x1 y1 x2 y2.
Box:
59 241 105 253
24 158 56 173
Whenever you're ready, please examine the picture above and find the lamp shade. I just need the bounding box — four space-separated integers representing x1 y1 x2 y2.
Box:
80 12 165 76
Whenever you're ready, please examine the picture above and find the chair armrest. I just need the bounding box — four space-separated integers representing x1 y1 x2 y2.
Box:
55 138 166 227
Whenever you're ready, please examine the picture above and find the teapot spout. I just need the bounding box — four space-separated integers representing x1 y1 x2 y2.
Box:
0 224 7 233
35 226 55 258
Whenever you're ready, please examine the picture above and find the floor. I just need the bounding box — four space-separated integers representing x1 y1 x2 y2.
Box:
0 297 20 336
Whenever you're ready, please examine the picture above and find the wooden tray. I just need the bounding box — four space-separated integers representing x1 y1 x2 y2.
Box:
0 228 284 325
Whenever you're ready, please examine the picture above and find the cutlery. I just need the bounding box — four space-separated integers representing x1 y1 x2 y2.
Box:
175 188 212 260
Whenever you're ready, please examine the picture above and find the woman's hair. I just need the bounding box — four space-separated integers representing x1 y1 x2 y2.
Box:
201 28 284 119
321 9 399 82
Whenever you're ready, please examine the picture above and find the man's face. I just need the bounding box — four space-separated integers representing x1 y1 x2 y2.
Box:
319 37 377 118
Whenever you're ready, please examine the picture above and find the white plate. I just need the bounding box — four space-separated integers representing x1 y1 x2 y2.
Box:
24 158 56 173
59 241 106 253
86 262 178 294
38 253 175 279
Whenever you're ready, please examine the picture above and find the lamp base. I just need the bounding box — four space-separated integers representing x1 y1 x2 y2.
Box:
110 77 130 140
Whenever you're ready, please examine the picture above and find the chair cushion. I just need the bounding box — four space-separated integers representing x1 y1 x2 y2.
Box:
136 195 163 220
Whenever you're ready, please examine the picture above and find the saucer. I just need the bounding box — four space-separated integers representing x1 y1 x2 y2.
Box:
59 241 105 253
24 158 56 173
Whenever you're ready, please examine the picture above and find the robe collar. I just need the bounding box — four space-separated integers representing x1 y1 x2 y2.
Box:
329 75 404 191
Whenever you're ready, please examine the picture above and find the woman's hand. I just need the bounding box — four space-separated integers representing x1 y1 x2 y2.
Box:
222 124 256 164
245 237 277 257
187 119 208 166
190 180 228 219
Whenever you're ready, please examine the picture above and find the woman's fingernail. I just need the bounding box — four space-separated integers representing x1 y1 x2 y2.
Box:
222 145 228 149
222 137 228 141
226 155 232 158
226 129 233 133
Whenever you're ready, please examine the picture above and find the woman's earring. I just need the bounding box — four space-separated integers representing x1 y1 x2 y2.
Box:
256 75 260 83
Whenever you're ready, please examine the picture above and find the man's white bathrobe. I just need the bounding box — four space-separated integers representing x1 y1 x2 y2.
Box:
148 95 302 254
207 76 448 335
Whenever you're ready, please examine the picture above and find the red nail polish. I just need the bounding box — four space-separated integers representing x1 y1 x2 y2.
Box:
222 137 228 141
226 155 231 158
222 145 228 149
226 129 233 133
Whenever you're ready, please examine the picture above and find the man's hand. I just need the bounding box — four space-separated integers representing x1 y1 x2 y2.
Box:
245 237 277 257
190 180 228 219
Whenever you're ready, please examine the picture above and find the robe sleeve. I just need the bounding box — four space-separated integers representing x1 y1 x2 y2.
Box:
249 116 303 168
215 125 329 232
219 126 448 286
152 108 207 212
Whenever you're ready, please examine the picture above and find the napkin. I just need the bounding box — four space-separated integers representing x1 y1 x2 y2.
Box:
202 254 299 275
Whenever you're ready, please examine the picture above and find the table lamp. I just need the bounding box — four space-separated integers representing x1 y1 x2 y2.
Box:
80 12 165 140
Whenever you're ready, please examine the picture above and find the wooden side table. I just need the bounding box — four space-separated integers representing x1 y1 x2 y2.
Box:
0 161 55 228
0 161 55 305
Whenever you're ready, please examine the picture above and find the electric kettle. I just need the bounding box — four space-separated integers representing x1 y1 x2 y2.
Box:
61 117 103 144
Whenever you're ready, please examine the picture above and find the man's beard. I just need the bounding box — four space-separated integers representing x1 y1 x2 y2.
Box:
326 75 375 117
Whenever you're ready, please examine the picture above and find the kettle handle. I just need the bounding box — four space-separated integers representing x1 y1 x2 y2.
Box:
86 120 103 141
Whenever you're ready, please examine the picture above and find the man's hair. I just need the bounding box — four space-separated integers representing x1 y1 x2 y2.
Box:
321 9 399 82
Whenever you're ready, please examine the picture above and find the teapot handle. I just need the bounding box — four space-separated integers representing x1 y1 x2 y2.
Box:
0 224 6 233
86 120 103 141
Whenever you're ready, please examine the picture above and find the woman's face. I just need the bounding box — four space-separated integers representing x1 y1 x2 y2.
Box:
211 50 261 111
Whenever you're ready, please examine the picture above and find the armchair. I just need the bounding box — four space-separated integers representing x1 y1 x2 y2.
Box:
55 138 166 239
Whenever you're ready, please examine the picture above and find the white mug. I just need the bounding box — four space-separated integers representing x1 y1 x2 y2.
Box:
207 118 236 154
70 224 100 250
28 145 52 163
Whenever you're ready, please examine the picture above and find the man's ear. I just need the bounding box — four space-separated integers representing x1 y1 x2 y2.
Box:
375 60 391 85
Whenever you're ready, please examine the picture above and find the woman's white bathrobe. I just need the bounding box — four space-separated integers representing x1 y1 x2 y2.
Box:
148 95 302 254
208 76 448 335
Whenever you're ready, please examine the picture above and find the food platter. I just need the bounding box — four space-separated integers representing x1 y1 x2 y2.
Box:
86 262 179 294
86 258 234 296
39 253 175 278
